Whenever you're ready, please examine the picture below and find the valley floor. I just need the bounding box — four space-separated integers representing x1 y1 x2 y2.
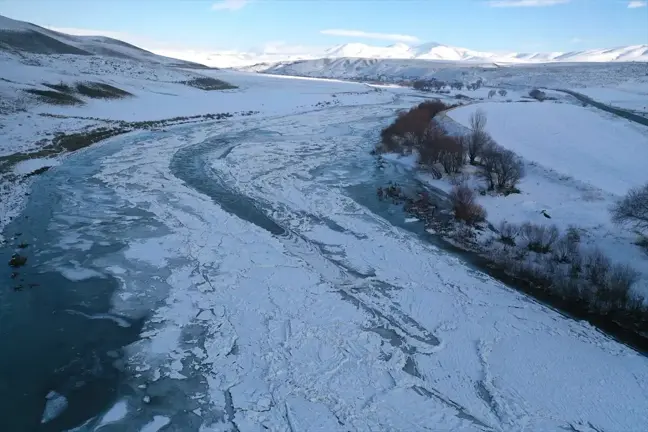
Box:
2 69 648 432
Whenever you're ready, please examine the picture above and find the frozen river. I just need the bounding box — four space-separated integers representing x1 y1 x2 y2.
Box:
1 76 647 431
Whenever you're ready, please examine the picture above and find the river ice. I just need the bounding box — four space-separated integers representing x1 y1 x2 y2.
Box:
16 72 648 431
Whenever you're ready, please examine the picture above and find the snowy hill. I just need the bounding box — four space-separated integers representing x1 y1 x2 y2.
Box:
0 14 207 68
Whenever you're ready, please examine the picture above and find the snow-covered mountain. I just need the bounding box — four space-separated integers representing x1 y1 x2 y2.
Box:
0 14 207 68
319 42 648 64
157 41 648 68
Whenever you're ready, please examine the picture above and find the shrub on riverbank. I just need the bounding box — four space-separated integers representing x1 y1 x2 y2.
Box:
450 184 486 225
373 103 648 350
490 221 646 322
612 183 648 233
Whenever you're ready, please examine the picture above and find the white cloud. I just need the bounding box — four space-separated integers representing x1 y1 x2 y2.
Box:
211 0 249 11
488 0 570 6
320 29 419 43
627 1 647 8
251 41 325 56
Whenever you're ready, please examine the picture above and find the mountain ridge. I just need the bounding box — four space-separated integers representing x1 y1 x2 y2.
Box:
158 41 648 69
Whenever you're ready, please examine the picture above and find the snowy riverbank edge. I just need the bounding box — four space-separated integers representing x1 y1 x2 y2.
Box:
375 108 648 353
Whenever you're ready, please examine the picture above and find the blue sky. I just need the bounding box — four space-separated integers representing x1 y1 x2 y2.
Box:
0 0 646 53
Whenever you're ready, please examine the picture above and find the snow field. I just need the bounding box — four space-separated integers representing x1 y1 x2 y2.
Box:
447 101 648 295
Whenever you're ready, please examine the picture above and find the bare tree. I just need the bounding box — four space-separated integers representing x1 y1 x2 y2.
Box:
470 109 487 132
611 183 648 232
494 148 525 191
415 124 445 164
450 184 487 224
478 141 498 190
478 142 524 192
438 137 465 174
488 90 497 99
466 109 489 165
498 89 507 97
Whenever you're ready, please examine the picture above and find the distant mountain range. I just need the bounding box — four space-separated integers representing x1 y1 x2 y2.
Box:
1 14 647 69
320 42 648 64
157 41 648 69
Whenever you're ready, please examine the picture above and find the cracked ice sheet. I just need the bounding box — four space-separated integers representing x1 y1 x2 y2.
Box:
209 100 648 430
88 79 648 432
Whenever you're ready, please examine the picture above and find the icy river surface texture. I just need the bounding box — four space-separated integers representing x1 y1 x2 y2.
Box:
1 76 648 432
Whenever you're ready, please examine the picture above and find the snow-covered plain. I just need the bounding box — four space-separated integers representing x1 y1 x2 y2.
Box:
447 102 648 295
15 71 645 431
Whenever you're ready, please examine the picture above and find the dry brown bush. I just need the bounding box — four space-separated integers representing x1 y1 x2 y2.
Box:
450 184 487 225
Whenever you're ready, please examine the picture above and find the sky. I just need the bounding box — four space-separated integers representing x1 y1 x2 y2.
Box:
0 0 646 54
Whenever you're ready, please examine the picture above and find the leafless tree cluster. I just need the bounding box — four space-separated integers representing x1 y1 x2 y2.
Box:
466 79 483 91
491 221 645 318
415 128 466 175
462 110 524 192
412 79 448 92
479 143 525 192
412 80 480 92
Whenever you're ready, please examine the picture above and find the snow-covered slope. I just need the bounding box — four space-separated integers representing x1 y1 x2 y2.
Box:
0 14 207 68
324 42 414 59
446 102 648 295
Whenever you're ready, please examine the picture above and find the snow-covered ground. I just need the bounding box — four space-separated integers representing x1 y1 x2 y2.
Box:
2 36 648 431
574 83 648 113
50 77 648 431
446 101 648 295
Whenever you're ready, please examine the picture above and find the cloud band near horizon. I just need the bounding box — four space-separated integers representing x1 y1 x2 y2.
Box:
320 29 419 43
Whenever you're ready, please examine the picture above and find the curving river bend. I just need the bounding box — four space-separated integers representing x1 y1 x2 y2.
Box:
2 89 647 432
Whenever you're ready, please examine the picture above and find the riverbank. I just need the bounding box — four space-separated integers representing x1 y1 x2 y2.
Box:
373 100 648 355
374 176 648 353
